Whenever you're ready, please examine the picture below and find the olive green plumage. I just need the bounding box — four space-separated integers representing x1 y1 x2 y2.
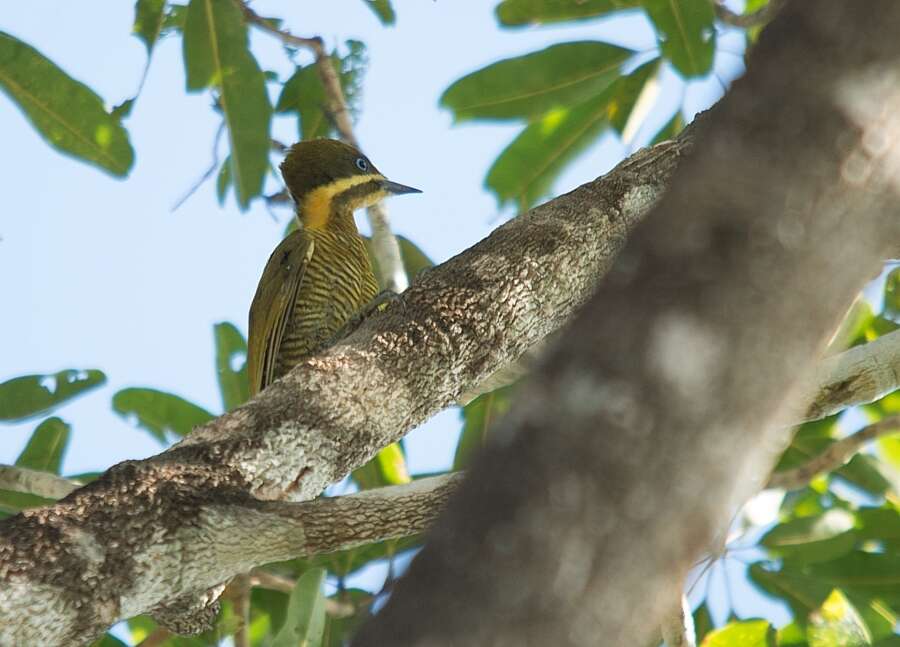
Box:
247 139 420 396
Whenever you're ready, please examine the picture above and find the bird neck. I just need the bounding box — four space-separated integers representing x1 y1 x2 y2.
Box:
302 204 359 236
297 175 385 235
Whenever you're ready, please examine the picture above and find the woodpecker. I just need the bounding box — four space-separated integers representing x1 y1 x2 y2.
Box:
247 139 420 395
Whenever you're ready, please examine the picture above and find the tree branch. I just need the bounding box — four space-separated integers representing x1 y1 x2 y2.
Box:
0 465 79 500
351 3 900 645
238 0 408 292
768 415 900 489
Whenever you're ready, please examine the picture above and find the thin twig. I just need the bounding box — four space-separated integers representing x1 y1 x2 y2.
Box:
172 121 226 211
714 0 784 29
767 415 900 489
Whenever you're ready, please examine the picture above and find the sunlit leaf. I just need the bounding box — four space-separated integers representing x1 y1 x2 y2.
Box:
441 41 633 122
183 0 271 208
454 385 517 470
16 417 70 474
644 0 716 78
807 589 872 647
700 619 775 646
883 267 900 321
214 321 249 411
362 0 396 25
761 510 858 565
0 32 134 176
134 0 167 54
0 369 106 422
113 388 214 442
496 0 640 26
273 568 326 647
486 60 657 209
353 442 410 489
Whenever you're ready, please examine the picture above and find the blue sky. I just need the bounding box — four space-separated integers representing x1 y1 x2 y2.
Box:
1 0 781 632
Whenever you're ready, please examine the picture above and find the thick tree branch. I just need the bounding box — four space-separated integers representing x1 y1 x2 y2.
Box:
352 3 900 645
238 1 408 292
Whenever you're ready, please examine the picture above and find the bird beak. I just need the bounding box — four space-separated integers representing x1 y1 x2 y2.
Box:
380 179 422 195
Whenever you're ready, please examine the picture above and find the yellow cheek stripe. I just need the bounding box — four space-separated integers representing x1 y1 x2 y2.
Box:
301 174 384 230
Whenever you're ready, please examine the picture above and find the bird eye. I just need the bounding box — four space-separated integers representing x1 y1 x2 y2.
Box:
355 157 368 171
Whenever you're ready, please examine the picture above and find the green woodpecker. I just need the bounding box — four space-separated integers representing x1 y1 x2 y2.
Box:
247 139 420 396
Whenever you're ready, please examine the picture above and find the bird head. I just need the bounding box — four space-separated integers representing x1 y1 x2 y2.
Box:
280 139 420 231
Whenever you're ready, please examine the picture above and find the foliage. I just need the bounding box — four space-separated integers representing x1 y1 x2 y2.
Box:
4 0 900 645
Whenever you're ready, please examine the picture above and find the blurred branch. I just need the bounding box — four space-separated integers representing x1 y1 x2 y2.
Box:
660 594 695 647
767 415 900 490
0 465 78 500
238 0 409 292
172 121 226 211
714 0 784 29
250 570 365 616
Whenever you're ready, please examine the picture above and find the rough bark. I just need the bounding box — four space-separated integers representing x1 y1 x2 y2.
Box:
0 123 688 643
353 3 900 646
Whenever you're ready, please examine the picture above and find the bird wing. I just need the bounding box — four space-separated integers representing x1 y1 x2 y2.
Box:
247 230 314 396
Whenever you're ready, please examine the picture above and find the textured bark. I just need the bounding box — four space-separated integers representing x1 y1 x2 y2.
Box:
0 126 688 643
353 3 900 646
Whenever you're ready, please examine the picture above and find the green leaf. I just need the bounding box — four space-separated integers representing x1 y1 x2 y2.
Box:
134 0 167 54
700 619 775 646
805 552 900 606
693 602 714 643
315 534 422 578
112 388 214 443
183 0 271 208
776 622 807 646
644 0 716 78
162 4 188 36
835 454 894 497
883 267 900 321
216 153 232 205
323 589 373 647
363 235 435 288
856 506 900 542
496 0 640 27
89 633 130 647
214 322 249 411
761 510 858 565
16 417 70 474
440 41 633 122
0 32 134 176
352 443 410 489
486 60 657 209
0 369 106 422
807 589 872 647
277 42 367 141
454 385 517 470
650 110 685 145
362 0 396 25
273 568 327 647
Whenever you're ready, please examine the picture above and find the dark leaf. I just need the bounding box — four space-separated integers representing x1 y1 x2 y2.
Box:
216 153 232 205
650 110 685 145
761 510 858 565
454 384 517 470
113 388 214 442
485 60 658 209
693 602 714 643
134 0 167 54
324 589 373 647
362 0 396 25
89 634 130 647
183 0 271 208
0 369 106 422
16 416 70 474
441 41 633 122
111 97 135 120
162 4 188 36
214 322 249 411
0 32 134 176
644 0 716 78
496 0 640 27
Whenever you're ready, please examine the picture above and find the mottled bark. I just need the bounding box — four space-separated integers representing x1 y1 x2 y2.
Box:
0 125 687 643
353 3 900 646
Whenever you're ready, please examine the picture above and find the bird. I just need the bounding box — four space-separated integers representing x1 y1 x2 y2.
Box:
247 139 421 396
